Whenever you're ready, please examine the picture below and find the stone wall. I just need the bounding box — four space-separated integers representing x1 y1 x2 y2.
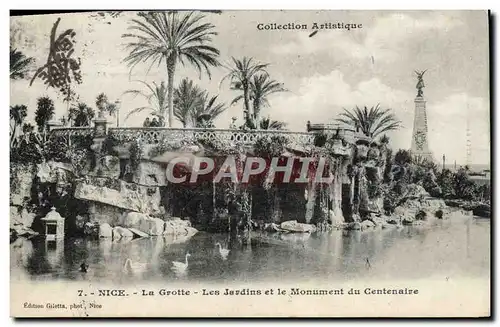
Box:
133 161 167 186
74 177 162 215
10 163 36 206
88 202 125 226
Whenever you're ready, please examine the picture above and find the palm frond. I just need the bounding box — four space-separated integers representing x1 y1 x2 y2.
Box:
125 106 155 120
335 105 401 137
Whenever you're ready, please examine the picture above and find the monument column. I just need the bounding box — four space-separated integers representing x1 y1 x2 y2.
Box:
410 70 433 161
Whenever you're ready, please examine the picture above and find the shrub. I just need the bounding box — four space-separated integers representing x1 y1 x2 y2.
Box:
253 135 289 158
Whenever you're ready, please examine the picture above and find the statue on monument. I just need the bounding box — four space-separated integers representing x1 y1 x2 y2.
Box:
415 69 427 97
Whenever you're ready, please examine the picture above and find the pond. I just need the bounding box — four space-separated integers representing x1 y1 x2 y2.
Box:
10 214 490 285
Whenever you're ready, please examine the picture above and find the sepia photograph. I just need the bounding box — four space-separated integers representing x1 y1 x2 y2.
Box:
9 9 491 317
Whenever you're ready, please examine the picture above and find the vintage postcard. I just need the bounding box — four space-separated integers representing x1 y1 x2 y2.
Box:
10 10 491 318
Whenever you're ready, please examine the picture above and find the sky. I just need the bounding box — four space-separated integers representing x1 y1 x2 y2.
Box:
10 10 490 165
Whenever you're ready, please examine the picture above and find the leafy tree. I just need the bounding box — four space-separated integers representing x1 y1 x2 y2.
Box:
10 47 34 80
123 11 220 127
336 104 402 139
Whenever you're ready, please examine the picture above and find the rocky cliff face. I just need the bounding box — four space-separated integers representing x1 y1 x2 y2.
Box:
10 163 36 207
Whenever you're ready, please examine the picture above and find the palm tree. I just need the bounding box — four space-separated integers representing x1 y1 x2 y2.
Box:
123 80 168 121
10 105 27 147
35 97 55 141
173 78 205 127
10 47 34 80
336 104 402 139
222 57 269 122
69 103 95 127
379 134 390 145
196 93 226 126
173 78 227 127
123 11 220 127
232 74 287 121
259 116 287 130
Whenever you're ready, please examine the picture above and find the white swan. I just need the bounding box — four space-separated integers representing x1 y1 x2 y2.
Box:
216 242 230 260
123 258 148 274
171 253 190 276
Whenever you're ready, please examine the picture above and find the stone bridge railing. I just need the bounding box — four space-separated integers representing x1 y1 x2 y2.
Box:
47 127 94 144
49 125 358 147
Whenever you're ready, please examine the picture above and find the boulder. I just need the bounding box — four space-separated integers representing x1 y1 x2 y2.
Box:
393 206 416 220
169 217 192 228
36 161 73 184
10 206 22 226
385 216 399 225
264 223 282 233
99 223 113 238
329 210 344 227
402 217 414 226
74 179 162 215
360 220 376 229
99 155 121 179
163 220 197 236
404 184 429 199
84 222 100 237
345 222 362 230
113 226 134 239
280 220 316 233
381 223 397 229
184 227 198 237
121 212 150 230
129 228 149 238
139 217 165 235
10 207 38 237
422 198 447 210
19 208 35 228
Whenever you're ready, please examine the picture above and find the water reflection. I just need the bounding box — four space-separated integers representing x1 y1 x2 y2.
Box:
11 216 490 284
